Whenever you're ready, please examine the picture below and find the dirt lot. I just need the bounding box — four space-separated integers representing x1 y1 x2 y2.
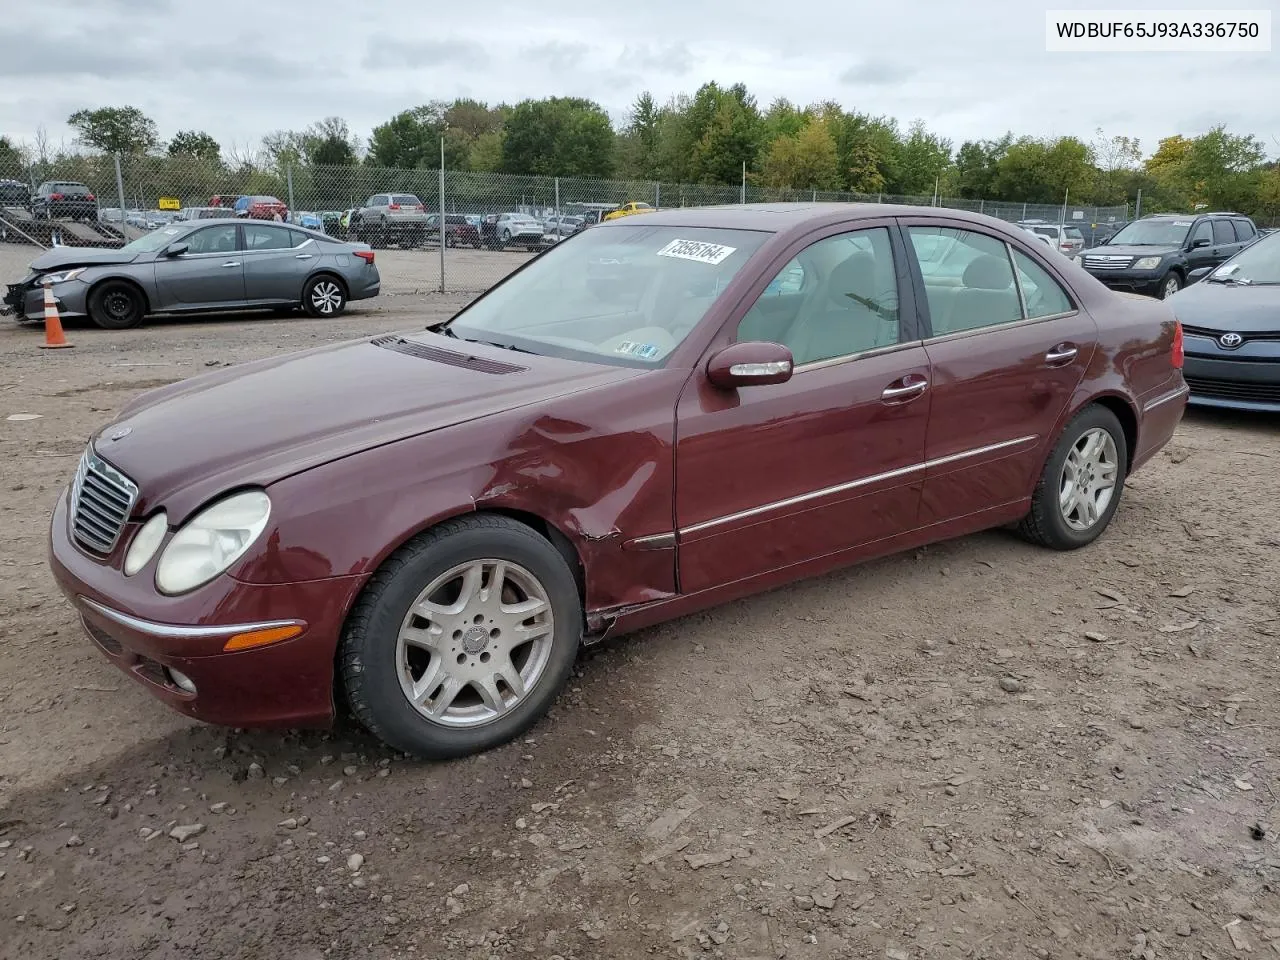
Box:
2 241 1280 960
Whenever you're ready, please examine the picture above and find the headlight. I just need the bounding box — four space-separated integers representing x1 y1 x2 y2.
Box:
124 512 168 576
1134 257 1163 270
155 491 271 595
42 267 87 284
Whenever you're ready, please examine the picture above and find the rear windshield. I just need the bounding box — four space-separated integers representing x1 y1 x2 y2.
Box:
392 195 421 205
1064 228 1084 240
446 215 467 224
52 183 91 195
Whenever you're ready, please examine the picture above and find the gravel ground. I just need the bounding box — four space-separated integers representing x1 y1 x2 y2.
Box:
2 240 1280 960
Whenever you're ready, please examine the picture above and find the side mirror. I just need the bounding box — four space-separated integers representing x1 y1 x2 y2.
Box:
164 242 189 257
1187 266 1213 283
1190 237 1211 249
706 341 794 389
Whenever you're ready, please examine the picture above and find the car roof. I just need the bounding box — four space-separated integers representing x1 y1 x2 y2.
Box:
594 202 1023 235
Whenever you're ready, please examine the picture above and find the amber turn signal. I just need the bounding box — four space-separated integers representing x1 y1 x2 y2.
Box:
223 624 304 652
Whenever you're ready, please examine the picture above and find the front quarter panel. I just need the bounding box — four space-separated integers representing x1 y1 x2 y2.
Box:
234 370 685 618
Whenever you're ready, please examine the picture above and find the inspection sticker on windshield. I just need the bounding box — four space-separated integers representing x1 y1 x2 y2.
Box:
656 238 737 265
615 340 660 359
1173 221 1193 226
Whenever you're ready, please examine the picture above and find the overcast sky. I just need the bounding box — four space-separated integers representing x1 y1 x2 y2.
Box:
2 0 1277 161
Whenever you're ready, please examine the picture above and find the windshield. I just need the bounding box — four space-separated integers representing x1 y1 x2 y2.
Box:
447 224 770 367
1109 219 1192 246
1210 231 1280 284
121 225 189 253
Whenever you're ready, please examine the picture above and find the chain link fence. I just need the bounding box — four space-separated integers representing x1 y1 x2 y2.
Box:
0 153 1130 295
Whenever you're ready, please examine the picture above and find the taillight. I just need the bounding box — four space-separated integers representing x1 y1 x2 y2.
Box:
354 250 375 265
50 193 63 200
415 204 424 212
85 193 95 201
388 203 400 210
1171 320 1184 369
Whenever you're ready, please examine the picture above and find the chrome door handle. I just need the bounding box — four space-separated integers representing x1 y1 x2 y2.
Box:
295 253 314 260
881 379 928 401
1045 344 1078 365
221 261 241 268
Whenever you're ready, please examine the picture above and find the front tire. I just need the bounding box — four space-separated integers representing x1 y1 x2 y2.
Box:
87 280 145 329
303 275 347 317
339 515 582 759
1017 405 1128 550
1158 272 1181 299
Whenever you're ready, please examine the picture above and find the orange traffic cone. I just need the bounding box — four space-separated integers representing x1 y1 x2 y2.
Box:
38 280 73 350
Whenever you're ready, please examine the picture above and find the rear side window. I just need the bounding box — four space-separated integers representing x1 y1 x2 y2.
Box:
1212 220 1235 244
1231 218 1255 240
243 224 292 250
1064 228 1084 241
1011 249 1074 319
907 226 1022 335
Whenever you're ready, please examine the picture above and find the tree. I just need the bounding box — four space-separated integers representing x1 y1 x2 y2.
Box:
67 106 159 154
759 119 839 190
1091 128 1141 203
499 97 615 178
0 135 25 173
306 117 359 166
617 92 661 179
168 130 222 163
954 135 1010 199
894 119 952 196
686 83 762 183
993 136 1094 203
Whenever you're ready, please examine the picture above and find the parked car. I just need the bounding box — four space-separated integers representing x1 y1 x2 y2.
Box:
207 194 244 210
603 200 655 221
425 213 481 248
1074 212 1259 299
543 215 584 239
0 179 31 208
480 212 544 251
31 181 98 220
292 211 324 231
1167 229 1280 411
178 206 236 221
1082 220 1127 247
235 195 289 221
43 204 1186 759
1016 220 1085 256
3 219 379 329
350 193 429 246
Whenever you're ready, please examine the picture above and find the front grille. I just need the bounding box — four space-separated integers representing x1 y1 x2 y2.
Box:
1083 255 1134 270
69 448 139 554
1185 376 1280 403
1182 324 1280 344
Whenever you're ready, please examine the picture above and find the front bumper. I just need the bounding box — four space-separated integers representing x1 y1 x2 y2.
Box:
5 278 90 322
1084 270 1164 296
1183 352 1280 412
47 486 365 728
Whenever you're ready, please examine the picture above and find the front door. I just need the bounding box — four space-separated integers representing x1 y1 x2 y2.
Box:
242 223 313 302
674 222 931 595
153 223 245 308
899 217 1098 526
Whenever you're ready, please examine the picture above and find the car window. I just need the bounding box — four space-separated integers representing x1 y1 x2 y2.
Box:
288 230 313 248
185 224 240 255
737 227 900 366
907 225 1021 336
1064 227 1084 241
1110 219 1193 246
1232 218 1255 240
1011 249 1074 319
1211 220 1235 245
448 225 770 368
243 224 293 250
1189 221 1212 246
392 195 419 205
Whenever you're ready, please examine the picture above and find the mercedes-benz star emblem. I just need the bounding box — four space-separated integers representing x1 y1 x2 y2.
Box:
1218 332 1244 349
108 426 132 441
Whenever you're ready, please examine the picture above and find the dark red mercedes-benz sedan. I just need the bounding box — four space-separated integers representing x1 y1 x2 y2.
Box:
48 203 1188 759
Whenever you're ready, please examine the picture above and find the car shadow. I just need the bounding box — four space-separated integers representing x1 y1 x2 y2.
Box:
1182 405 1280 436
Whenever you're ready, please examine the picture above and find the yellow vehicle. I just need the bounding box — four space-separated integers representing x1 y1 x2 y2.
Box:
602 201 656 221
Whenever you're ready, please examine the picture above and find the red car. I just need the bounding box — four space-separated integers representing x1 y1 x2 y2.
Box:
236 195 288 220
48 204 1187 759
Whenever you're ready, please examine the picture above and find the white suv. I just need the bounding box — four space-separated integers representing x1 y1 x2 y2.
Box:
1016 220 1085 256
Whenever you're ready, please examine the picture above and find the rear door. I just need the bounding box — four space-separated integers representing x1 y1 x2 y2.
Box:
153 223 245 308
1210 218 1242 264
242 223 313 302
899 216 1098 526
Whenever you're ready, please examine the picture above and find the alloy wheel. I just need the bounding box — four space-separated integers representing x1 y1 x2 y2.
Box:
1058 428 1119 532
395 559 555 728
310 280 343 314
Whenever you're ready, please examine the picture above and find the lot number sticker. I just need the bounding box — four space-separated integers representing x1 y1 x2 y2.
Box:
656 238 737 265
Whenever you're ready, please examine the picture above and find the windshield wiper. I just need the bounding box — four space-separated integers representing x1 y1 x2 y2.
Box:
465 337 538 354
1207 274 1250 284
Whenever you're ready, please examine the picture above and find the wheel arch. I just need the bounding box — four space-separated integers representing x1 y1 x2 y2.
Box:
1044 390 1139 481
303 269 349 301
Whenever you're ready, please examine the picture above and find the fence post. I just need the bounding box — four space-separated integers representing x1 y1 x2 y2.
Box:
554 177 560 237
877 193 883 203
1022 202 1028 219
979 199 985 214
286 165 295 213
438 138 446 294
1134 189 1142 219
113 153 127 228
654 181 660 209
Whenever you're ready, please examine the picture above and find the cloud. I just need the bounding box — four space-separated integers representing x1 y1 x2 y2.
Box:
617 43 695 75
522 40 591 63
839 59 913 86
364 37 488 70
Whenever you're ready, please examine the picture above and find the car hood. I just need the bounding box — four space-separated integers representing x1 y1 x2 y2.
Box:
1168 280 1280 331
93 332 639 521
28 247 142 272
1080 244 1179 259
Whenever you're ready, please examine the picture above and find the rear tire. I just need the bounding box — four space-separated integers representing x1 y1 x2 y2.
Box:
87 280 145 330
1017 405 1128 550
1158 272 1181 299
303 275 347 318
339 515 582 759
